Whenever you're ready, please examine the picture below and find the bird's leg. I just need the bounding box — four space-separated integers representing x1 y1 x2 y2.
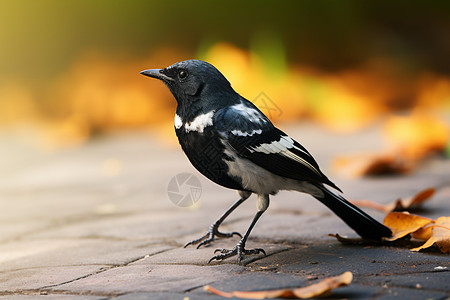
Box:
184 191 251 249
209 195 269 264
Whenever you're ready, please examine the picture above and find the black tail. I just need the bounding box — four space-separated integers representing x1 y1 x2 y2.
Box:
314 186 392 239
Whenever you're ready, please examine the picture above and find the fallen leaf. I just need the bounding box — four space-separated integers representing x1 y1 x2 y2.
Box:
392 187 435 212
411 217 450 253
204 271 353 299
333 113 449 178
350 187 435 213
411 224 433 241
333 152 413 178
331 210 450 254
383 212 434 241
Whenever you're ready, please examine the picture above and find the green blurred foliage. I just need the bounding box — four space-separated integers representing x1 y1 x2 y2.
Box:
1 0 450 83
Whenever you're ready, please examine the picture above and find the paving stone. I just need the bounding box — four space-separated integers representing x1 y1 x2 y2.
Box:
0 219 51 244
0 238 172 272
28 211 200 241
328 283 449 299
113 291 225 300
1 127 449 299
132 241 290 266
374 287 449 300
249 240 450 277
0 266 105 291
240 210 358 241
55 264 244 294
201 272 308 292
0 295 101 300
360 271 450 292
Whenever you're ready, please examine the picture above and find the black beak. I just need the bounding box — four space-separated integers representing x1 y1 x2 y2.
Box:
140 69 174 82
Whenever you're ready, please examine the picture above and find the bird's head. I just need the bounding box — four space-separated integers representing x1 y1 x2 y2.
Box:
140 60 239 119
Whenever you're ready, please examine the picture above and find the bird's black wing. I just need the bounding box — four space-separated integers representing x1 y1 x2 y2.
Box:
214 101 341 191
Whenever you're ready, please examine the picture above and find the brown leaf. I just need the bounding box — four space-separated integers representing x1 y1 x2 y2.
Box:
393 187 435 211
411 225 433 241
383 212 434 241
204 271 353 299
350 187 435 213
411 217 450 253
333 152 413 178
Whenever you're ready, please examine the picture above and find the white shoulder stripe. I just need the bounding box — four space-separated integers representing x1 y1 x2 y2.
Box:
185 111 214 133
174 114 183 129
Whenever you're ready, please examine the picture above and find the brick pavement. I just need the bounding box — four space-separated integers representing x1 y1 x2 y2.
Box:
0 126 449 299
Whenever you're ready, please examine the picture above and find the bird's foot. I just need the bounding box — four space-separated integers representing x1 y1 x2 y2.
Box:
208 240 266 264
184 223 242 249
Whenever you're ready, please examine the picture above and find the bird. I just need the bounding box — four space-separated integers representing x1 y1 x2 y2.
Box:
140 59 392 264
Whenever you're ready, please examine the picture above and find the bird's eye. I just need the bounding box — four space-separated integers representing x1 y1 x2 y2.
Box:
178 70 187 79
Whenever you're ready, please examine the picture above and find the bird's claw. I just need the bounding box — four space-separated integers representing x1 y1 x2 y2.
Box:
208 242 266 264
184 223 242 249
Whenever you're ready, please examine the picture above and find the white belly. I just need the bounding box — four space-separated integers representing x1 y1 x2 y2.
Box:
223 147 324 197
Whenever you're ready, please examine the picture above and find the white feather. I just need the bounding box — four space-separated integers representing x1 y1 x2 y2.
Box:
231 129 263 137
174 114 183 129
184 111 215 133
230 103 267 124
279 136 294 148
249 136 291 154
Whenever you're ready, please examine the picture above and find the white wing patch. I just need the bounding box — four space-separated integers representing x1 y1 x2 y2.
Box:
174 114 183 129
249 136 298 154
231 129 263 137
248 135 321 175
279 136 294 148
184 111 214 133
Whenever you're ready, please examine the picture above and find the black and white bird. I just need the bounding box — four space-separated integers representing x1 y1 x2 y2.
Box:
140 59 392 263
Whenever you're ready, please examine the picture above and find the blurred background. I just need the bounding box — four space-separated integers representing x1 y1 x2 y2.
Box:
0 0 449 162
2 1 450 287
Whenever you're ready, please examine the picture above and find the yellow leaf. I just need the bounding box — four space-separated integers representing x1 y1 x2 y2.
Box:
204 272 353 299
350 187 435 213
411 225 433 241
395 188 435 211
333 152 413 178
411 217 450 253
383 212 434 241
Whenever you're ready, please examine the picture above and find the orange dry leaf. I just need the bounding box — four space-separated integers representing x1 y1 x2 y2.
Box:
411 217 450 253
333 152 413 178
383 212 434 241
383 213 450 254
204 272 353 299
351 187 435 213
411 224 433 241
333 114 449 178
392 188 435 212
332 211 449 254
